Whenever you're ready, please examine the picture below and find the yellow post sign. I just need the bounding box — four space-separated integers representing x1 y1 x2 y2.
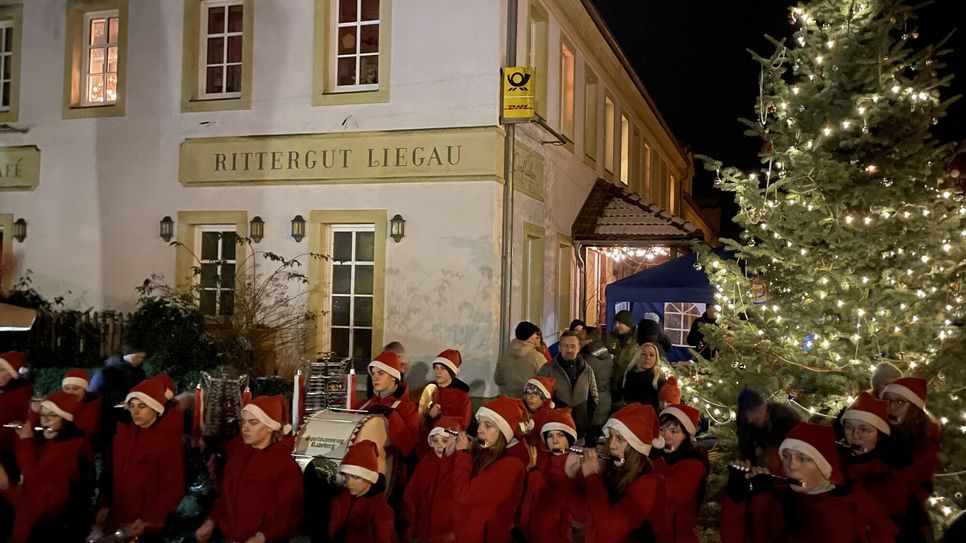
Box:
502 67 535 121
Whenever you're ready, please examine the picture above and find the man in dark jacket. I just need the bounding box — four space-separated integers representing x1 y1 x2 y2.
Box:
687 306 718 360
537 330 598 441
606 310 637 404
89 343 148 447
580 327 613 436
735 387 803 466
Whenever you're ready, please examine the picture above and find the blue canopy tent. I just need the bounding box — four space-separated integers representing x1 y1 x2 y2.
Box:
604 251 714 362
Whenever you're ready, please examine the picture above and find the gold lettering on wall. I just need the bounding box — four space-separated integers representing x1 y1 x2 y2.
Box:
180 126 504 186
0 146 41 191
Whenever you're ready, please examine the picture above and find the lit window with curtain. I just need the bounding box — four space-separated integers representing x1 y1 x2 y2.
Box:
82 11 119 105
334 0 380 90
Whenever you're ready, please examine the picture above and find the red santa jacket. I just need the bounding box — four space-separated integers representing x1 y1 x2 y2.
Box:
722 483 896 543
109 420 184 533
452 450 526 543
0 382 32 454
526 402 553 451
652 452 707 543
327 480 395 543
3 431 86 543
357 384 420 457
435 379 472 429
209 434 303 542
906 423 941 506
73 394 101 440
403 451 457 543
154 401 185 439
519 452 577 543
576 470 671 543
840 443 912 533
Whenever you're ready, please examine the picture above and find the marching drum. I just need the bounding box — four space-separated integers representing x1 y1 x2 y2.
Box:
293 408 393 486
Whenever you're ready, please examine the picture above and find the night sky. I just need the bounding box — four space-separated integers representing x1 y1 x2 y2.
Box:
592 0 965 237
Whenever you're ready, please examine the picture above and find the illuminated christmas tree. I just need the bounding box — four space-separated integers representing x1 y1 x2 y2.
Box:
692 0 965 527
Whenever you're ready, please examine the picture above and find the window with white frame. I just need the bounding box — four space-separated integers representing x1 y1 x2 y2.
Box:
1 21 13 111
200 0 244 99
333 0 380 91
82 11 119 106
664 302 705 346
559 41 575 140
197 227 237 316
329 224 375 359
620 114 630 184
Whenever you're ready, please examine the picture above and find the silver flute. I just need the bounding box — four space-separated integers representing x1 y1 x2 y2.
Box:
550 445 625 466
728 462 805 488
3 423 45 431
443 428 488 448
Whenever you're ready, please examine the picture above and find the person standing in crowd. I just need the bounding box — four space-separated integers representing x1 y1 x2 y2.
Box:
519 408 579 543
686 305 718 360
569 402 671 542
328 439 395 543
523 376 556 450
735 387 802 473
89 343 147 448
537 329 553 362
654 404 708 543
549 319 586 359
60 368 101 439
880 377 941 524
0 392 91 543
495 321 547 398
403 416 462 543
537 331 599 442
621 342 668 413
838 392 915 539
452 397 527 543
357 350 420 459
580 326 613 436
721 422 894 542
870 361 902 397
606 310 637 404
636 312 672 355
195 395 303 543
425 349 472 429
96 378 183 542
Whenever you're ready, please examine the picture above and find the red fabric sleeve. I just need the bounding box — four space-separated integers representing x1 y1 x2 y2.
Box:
452 452 525 506
401 457 431 539
327 491 351 540
664 459 705 512
388 399 419 456
584 473 660 543
257 455 304 541
141 433 184 530
373 500 396 543
12 436 39 480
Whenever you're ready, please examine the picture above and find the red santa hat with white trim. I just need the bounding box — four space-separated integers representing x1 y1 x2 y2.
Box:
432 349 463 375
660 403 701 437
881 376 927 411
540 408 577 445
428 415 463 444
526 376 555 401
476 396 526 443
0 351 26 380
368 351 403 381
62 368 90 391
241 395 292 435
603 402 665 455
125 378 167 415
155 374 176 400
779 422 844 484
842 392 890 435
340 439 381 484
41 391 81 422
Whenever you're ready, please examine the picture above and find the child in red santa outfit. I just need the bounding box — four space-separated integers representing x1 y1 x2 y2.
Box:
195 395 303 543
425 349 472 429
568 402 671 543
452 396 528 543
328 439 395 543
0 391 90 543
96 378 184 542
839 392 915 538
357 350 420 459
723 421 894 543
519 408 580 543
403 415 463 543
653 404 708 543
60 368 101 439
523 377 555 449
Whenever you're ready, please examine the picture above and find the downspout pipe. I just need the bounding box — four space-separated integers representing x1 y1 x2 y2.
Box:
499 0 518 359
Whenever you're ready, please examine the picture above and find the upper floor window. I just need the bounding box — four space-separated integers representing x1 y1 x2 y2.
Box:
0 21 13 111
559 41 575 141
333 0 380 91
200 0 244 99
82 11 119 106
583 70 598 161
619 114 630 184
527 4 548 118
603 95 615 174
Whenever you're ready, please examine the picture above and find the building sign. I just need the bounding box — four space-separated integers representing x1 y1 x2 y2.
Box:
502 67 535 121
0 145 41 191
513 142 545 202
180 126 504 186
